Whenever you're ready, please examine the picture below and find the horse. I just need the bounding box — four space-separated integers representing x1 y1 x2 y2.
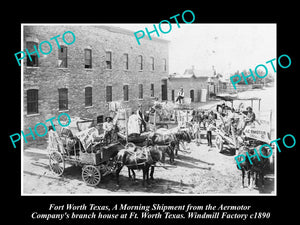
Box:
236 144 270 189
114 144 174 186
150 128 192 157
173 129 192 155
147 130 177 162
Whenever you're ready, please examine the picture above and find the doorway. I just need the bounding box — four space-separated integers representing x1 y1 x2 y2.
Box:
161 79 168 101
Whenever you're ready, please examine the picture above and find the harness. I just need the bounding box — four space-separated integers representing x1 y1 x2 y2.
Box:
122 147 153 169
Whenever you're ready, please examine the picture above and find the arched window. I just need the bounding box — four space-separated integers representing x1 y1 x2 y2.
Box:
106 86 112 102
150 57 154 70
84 49 92 68
58 46 68 68
26 42 39 67
58 88 68 110
138 84 143 99
27 89 38 114
138 55 143 70
123 85 129 101
85 87 92 106
163 58 167 71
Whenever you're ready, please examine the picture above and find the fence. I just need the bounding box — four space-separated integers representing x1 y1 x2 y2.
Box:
219 84 253 94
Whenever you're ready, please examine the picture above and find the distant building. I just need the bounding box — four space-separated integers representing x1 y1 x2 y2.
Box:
23 25 169 142
167 66 219 103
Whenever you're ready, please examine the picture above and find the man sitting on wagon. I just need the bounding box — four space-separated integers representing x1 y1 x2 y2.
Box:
175 87 185 104
103 116 114 144
240 106 256 133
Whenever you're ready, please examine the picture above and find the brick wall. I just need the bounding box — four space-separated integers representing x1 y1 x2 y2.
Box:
23 25 169 146
167 77 209 102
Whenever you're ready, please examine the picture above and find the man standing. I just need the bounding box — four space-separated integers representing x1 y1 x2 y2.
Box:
128 112 140 136
175 87 184 104
206 111 216 147
137 104 147 133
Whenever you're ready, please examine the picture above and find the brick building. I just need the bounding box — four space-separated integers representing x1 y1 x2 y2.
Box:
167 66 218 104
22 25 169 142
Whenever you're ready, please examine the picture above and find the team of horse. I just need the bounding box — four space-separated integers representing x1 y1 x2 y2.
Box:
236 143 270 189
113 128 192 187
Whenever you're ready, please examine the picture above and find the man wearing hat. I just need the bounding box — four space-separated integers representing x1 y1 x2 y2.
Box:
175 87 184 104
245 106 255 123
241 106 256 132
103 116 114 144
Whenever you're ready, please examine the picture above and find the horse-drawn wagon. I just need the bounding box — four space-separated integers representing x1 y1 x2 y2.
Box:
148 101 194 131
47 117 120 187
214 95 272 155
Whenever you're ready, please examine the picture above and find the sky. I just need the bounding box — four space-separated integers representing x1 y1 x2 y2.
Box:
110 23 276 78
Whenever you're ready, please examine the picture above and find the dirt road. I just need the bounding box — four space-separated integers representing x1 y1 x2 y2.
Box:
23 141 274 195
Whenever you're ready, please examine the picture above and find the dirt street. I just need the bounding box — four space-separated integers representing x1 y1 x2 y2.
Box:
23 141 274 195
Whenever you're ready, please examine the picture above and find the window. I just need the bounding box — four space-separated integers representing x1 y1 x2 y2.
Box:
84 49 92 68
27 89 38 114
106 86 112 102
150 83 154 97
26 42 39 67
138 55 143 70
85 87 92 107
171 90 175 101
123 53 129 70
123 85 129 101
150 57 154 70
138 84 143 99
58 46 67 68
58 88 68 110
163 58 167 71
106 51 112 69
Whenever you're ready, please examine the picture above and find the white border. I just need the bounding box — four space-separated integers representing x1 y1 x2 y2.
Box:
21 23 277 196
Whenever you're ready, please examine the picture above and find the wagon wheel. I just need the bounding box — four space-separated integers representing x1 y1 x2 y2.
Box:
215 135 224 153
125 142 136 149
49 151 65 176
82 165 101 186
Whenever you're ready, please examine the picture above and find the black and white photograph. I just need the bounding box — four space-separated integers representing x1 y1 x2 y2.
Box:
4 4 299 224
20 23 277 195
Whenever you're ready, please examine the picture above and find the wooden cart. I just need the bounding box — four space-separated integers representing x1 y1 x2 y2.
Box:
47 123 120 187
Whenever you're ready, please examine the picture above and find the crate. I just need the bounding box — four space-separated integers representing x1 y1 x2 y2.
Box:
79 151 102 165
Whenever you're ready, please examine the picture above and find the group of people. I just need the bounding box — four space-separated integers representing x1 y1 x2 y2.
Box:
102 104 147 144
190 102 256 148
191 110 217 147
216 102 256 138
102 95 257 148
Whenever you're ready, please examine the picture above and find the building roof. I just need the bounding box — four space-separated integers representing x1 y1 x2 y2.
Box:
95 25 170 43
169 67 215 79
183 68 215 78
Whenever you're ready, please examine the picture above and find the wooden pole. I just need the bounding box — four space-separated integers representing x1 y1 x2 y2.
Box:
269 109 272 138
125 109 128 144
186 110 188 127
154 111 157 132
